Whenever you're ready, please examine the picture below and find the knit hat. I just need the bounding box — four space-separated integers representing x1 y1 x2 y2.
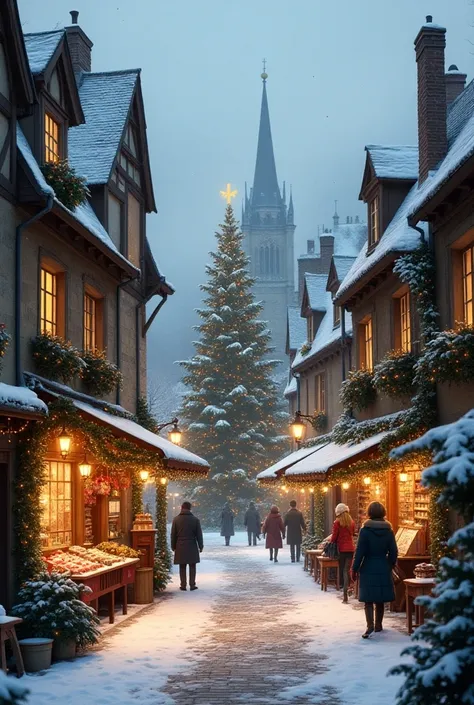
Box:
335 503 349 517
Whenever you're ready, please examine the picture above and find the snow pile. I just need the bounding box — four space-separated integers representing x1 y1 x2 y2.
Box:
366 145 418 180
24 30 64 75
0 382 47 415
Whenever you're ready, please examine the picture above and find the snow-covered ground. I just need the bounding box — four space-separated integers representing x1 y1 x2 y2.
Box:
23 532 411 704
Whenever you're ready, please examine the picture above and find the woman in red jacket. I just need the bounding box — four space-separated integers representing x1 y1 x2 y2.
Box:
262 506 285 563
330 503 355 603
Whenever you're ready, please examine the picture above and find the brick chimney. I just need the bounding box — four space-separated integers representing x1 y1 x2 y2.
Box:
307 239 315 255
319 234 334 270
445 64 467 108
65 10 93 75
415 16 447 183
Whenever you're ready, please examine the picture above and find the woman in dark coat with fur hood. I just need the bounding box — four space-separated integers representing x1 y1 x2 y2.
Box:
262 506 285 562
351 501 398 638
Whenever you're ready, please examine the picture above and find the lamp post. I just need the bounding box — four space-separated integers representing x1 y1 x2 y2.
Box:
289 410 322 447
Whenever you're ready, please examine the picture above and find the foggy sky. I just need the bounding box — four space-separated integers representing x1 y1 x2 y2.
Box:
18 0 473 388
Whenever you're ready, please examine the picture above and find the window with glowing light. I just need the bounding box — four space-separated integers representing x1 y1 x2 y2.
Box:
394 288 412 352
40 461 72 548
368 195 379 248
44 113 60 163
359 316 373 371
40 267 57 335
462 245 474 325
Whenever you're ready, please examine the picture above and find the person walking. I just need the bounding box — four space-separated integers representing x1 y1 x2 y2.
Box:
351 501 398 638
330 503 355 603
284 500 307 563
244 501 261 546
262 506 285 562
220 503 235 546
170 501 204 591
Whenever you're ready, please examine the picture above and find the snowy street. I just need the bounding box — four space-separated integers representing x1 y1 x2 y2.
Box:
24 532 411 705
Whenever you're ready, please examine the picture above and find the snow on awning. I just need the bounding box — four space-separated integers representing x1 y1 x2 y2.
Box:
72 400 209 474
0 382 48 418
257 443 329 483
285 431 389 480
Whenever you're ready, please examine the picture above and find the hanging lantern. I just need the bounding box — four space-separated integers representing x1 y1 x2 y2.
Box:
289 412 305 442
322 486 329 494
309 488 314 494
139 469 149 482
168 422 182 445
281 484 287 491
342 482 350 490
78 455 92 478
399 471 408 483
300 488 305 494
363 476 371 486
58 426 71 459
160 477 168 486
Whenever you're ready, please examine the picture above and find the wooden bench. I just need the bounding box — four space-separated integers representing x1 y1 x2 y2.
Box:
317 556 340 591
0 616 25 677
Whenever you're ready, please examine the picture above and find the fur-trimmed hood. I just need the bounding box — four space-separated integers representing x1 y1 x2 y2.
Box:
363 518 392 530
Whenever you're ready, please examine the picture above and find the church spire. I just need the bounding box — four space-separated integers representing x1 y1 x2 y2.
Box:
251 65 282 208
288 185 294 224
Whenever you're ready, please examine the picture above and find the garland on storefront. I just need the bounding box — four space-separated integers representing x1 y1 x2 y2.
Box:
313 486 325 541
31 333 85 383
13 397 166 588
428 486 451 565
155 479 172 570
0 323 11 373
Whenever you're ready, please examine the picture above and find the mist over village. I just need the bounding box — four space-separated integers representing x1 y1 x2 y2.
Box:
0 1 473 704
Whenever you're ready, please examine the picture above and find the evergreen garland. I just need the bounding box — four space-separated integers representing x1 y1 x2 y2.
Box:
32 332 85 383
81 349 123 396
131 469 143 519
153 555 172 591
41 160 88 211
373 350 417 398
340 368 376 411
416 323 474 385
155 479 172 571
313 485 326 541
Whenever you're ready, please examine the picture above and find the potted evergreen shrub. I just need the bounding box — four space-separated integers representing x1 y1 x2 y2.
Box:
12 571 100 664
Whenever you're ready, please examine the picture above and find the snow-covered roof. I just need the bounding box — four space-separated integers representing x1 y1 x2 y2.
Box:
68 70 139 185
447 78 474 145
336 183 428 304
298 223 367 261
285 431 389 477
366 145 418 181
332 256 356 283
409 91 474 220
73 400 210 472
287 307 306 351
256 443 327 480
293 291 352 369
283 375 297 397
24 30 63 75
17 125 138 274
304 273 328 312
0 382 48 416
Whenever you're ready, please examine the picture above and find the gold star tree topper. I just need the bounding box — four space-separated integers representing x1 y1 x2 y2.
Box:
220 183 238 204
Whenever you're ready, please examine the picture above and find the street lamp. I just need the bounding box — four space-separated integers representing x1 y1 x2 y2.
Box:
399 471 408 483
156 417 182 445
139 469 149 482
58 426 71 459
160 477 168 486
289 412 306 444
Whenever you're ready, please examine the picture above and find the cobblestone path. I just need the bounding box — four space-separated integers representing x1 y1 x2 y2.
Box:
164 543 340 705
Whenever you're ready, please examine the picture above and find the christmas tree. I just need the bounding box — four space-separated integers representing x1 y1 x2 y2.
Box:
390 409 474 704
179 205 287 524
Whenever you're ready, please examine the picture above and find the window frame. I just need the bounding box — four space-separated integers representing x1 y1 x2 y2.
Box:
83 281 105 352
40 460 74 550
39 254 67 338
315 372 326 413
462 244 474 326
368 194 380 249
42 95 68 165
307 314 314 343
393 286 412 353
333 299 341 328
358 315 374 371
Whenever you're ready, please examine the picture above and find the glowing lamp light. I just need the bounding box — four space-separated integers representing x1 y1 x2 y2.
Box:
139 469 149 482
160 477 168 486
309 488 314 494
168 422 182 445
58 427 71 459
300 488 305 494
78 456 92 478
290 412 305 442
399 472 408 483
322 486 329 494
281 484 287 491
342 482 350 490
375 485 381 496
363 476 371 486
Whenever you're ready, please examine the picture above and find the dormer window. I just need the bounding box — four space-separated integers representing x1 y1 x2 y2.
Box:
48 69 62 107
45 113 60 163
333 301 341 327
369 195 380 248
307 315 314 343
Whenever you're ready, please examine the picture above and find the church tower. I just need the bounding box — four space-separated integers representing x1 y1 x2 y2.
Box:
242 68 295 360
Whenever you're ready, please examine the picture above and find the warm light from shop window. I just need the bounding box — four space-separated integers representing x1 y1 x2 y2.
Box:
290 412 305 442
375 485 381 496
309 488 314 494
160 477 168 485
58 427 71 458
363 476 371 486
399 472 408 483
342 482 350 490
322 486 329 493
168 422 182 445
78 456 92 478
139 469 149 482
300 488 305 494
281 485 287 491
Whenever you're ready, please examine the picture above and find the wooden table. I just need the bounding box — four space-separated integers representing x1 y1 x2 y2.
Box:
317 556 340 591
392 556 431 612
0 616 25 677
404 578 435 634
71 558 140 624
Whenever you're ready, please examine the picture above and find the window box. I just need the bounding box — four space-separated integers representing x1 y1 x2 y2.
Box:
373 350 417 398
340 368 376 412
80 348 123 397
31 332 84 383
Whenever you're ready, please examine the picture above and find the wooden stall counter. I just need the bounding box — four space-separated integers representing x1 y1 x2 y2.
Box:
71 557 140 624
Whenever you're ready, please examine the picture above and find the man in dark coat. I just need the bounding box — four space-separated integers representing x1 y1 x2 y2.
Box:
170 501 204 591
244 502 261 546
220 503 235 546
284 500 307 562
352 501 398 638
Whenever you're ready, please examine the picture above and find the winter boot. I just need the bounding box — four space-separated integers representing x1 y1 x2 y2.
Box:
375 603 384 632
269 549 273 561
274 549 279 563
362 603 374 638
342 590 348 604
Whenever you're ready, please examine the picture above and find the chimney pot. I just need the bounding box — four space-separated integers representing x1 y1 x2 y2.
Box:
70 10 79 24
307 239 315 254
426 15 432 23
446 64 467 108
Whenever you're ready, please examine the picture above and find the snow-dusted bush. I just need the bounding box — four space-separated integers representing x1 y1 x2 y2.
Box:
31 332 85 383
340 368 376 412
373 350 417 399
81 348 123 396
309 411 327 433
0 671 29 704
12 571 100 649
416 324 474 386
389 409 474 705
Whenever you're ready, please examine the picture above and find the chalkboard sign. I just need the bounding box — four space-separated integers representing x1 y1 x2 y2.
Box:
396 527 420 557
